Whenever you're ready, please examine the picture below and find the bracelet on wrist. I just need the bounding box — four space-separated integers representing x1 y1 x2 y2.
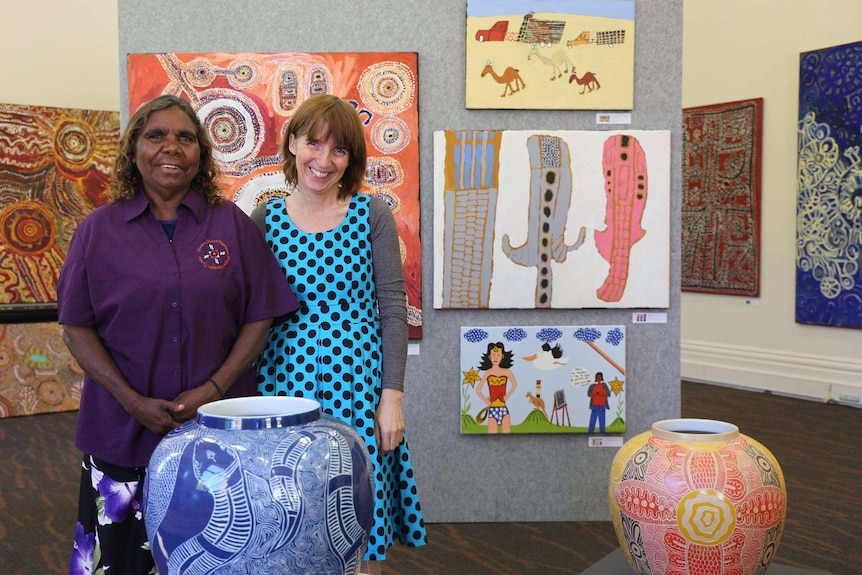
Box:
207 378 225 399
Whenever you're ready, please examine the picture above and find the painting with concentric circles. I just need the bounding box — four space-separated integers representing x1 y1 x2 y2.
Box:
0 103 118 308
128 52 423 338
0 102 118 416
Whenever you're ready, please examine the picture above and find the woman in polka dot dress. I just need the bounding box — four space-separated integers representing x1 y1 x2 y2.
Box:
251 94 426 575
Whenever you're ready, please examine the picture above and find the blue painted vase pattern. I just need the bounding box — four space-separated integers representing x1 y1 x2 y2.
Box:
144 397 374 575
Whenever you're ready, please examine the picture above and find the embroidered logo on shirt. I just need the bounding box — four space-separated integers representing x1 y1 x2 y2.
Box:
197 239 230 269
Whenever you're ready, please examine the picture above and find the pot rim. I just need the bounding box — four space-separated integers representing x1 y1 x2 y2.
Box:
651 418 739 442
197 396 323 430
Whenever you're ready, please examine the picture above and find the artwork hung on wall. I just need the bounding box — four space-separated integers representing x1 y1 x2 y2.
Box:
433 129 670 309
466 0 635 110
460 325 626 434
0 322 83 417
682 98 763 296
797 41 862 329
0 102 118 321
127 52 424 337
0 102 114 417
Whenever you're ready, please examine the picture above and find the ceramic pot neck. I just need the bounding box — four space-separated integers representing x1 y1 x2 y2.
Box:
196 396 322 430
651 418 739 442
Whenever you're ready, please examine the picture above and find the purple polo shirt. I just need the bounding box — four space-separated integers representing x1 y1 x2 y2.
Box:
57 189 298 467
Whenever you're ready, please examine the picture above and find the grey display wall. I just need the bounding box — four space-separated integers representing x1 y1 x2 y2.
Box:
119 0 682 522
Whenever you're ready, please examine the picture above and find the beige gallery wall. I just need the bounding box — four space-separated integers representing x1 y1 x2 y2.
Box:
2 0 859 404
682 0 862 403
0 1 119 111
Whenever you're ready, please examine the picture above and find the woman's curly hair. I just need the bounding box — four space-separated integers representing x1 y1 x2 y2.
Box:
107 94 223 205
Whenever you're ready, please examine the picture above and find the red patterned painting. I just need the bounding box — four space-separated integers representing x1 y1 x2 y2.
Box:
682 98 763 296
128 52 423 337
0 103 118 311
0 102 116 416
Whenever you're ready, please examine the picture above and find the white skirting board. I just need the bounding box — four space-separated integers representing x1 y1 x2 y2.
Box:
681 339 862 408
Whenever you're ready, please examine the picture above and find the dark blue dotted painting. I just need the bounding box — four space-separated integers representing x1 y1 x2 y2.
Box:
797 41 862 328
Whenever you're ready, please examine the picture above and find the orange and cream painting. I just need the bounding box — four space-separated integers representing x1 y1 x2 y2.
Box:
433 129 670 309
0 103 116 417
128 52 424 337
0 102 118 310
467 0 635 109
460 325 626 434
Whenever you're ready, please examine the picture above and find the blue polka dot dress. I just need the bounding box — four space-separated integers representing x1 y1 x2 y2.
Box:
257 194 427 561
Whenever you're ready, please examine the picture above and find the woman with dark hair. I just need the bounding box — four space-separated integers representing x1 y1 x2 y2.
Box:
58 94 298 575
252 94 426 574
475 342 519 434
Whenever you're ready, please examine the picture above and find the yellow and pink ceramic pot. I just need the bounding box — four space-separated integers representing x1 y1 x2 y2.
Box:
609 418 787 575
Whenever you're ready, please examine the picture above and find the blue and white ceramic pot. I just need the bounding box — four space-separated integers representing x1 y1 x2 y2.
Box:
144 396 374 575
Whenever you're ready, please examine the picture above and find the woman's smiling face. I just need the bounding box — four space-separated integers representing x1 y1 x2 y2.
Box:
133 106 201 200
288 126 350 197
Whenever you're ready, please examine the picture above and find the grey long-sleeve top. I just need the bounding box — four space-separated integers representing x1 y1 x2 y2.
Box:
250 195 408 392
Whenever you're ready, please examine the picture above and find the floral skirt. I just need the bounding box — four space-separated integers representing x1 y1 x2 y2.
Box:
69 455 156 575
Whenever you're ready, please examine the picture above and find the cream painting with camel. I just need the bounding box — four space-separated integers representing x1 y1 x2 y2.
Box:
467 0 635 109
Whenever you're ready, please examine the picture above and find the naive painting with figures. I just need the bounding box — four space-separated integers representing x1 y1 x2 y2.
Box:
434 129 670 309
797 41 862 329
460 325 626 434
682 98 763 297
128 52 424 337
466 0 635 110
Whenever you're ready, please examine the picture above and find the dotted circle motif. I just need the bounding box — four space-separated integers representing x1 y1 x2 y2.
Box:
196 89 264 165
38 378 65 405
233 171 291 214
371 116 410 154
0 201 56 255
368 191 401 215
53 119 95 171
0 345 13 370
358 61 415 115
228 58 261 90
183 58 217 87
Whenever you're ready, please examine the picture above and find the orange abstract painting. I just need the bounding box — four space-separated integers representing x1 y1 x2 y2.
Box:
128 52 423 337
0 103 115 415
0 103 118 313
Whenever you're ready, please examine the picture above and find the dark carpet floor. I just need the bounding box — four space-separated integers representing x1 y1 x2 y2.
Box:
1 381 859 574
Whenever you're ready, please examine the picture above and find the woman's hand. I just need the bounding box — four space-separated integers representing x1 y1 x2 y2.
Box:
171 383 222 423
63 324 184 435
128 397 185 435
375 388 405 454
